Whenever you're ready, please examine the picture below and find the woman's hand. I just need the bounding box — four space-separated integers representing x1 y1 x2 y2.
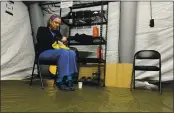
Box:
61 36 67 42
58 41 64 45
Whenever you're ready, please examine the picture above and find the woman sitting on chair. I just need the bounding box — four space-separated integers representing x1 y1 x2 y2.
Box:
37 14 77 91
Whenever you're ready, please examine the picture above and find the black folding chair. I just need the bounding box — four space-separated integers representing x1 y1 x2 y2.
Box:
29 43 58 89
130 50 162 94
29 42 79 89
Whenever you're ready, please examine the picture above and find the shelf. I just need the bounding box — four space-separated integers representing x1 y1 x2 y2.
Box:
68 42 105 45
39 1 109 9
68 37 106 45
65 22 107 27
61 5 108 27
68 41 106 46
77 58 105 63
69 1 109 9
62 10 107 27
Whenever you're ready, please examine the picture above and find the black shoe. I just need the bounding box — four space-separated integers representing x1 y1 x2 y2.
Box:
67 80 75 91
56 82 72 91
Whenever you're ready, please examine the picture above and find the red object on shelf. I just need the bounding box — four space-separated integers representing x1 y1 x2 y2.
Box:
96 47 103 59
93 25 99 38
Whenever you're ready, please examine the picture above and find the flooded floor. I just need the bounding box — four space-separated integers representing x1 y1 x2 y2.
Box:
1 80 173 112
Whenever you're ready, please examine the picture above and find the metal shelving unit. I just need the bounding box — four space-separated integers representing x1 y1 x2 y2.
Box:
61 1 109 86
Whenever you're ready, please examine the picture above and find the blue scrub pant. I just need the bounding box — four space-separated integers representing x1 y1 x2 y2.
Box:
39 49 78 82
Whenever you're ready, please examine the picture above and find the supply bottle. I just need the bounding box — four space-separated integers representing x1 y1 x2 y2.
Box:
93 24 99 38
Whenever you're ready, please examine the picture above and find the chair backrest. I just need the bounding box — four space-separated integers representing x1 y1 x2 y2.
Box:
33 42 40 58
32 34 39 58
134 50 161 59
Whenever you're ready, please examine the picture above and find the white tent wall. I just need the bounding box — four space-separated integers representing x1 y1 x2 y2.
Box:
135 2 173 82
1 1 34 80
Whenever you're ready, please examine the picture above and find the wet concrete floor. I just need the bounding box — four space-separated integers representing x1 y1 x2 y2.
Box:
1 80 173 112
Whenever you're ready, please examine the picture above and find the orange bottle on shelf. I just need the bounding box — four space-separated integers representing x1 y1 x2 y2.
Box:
93 24 99 38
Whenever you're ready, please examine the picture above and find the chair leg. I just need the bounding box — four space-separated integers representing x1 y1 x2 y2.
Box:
159 70 162 94
133 70 136 89
77 62 80 78
54 68 58 86
130 67 134 91
30 59 36 86
37 62 44 89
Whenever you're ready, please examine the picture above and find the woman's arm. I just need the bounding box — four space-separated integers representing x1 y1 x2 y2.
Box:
56 30 67 43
